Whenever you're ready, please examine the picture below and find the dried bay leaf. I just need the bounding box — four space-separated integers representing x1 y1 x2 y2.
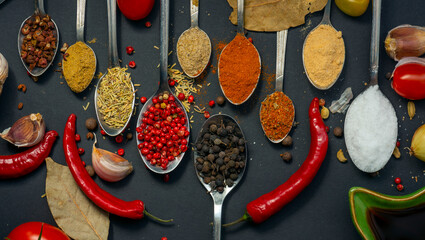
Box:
227 0 327 32
45 157 110 240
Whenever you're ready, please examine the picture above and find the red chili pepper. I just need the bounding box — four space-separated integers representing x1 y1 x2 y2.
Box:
0 131 58 179
392 61 425 100
224 98 328 225
63 114 172 221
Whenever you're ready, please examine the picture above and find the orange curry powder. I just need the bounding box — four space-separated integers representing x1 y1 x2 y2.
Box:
260 91 295 141
218 34 261 104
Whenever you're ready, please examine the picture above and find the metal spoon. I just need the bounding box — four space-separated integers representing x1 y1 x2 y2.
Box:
94 0 135 137
260 30 295 143
344 0 397 173
302 0 345 90
18 0 59 77
217 0 261 105
176 0 211 78
62 0 96 90
193 114 247 240
136 0 189 174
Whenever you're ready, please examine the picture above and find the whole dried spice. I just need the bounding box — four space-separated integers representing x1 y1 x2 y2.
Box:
218 34 261 104
393 146 401 159
17 84 27 93
20 14 57 70
177 27 211 77
168 64 201 113
321 106 330 119
62 41 96 93
408 101 415 120
260 91 295 141
96 67 134 129
337 149 347 163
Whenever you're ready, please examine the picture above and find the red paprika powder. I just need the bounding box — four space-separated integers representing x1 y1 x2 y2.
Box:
218 34 261 104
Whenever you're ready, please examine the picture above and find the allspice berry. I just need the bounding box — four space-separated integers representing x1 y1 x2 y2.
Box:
280 152 292 162
281 135 293 147
85 117 98 131
216 96 225 106
333 127 343 137
85 165 95 177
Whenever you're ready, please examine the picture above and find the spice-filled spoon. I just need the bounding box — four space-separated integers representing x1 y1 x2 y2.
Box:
176 0 211 78
62 0 96 93
218 0 261 105
302 0 345 90
344 0 397 173
260 30 295 143
193 114 247 240
135 0 190 174
18 0 59 77
94 0 135 137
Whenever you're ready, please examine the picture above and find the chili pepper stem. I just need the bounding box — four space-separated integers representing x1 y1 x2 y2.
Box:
143 210 174 223
222 212 250 227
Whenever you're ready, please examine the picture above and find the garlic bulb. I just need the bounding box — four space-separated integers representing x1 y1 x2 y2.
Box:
0 113 46 147
92 134 133 182
385 24 425 61
0 53 8 96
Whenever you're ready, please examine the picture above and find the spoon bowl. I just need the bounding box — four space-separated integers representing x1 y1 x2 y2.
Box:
302 0 345 90
176 0 212 78
136 0 190 175
217 0 261 105
94 0 135 137
18 0 59 77
194 114 247 240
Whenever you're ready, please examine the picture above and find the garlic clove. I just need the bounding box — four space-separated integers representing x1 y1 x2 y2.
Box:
385 24 425 61
92 134 133 182
0 113 45 147
0 52 8 96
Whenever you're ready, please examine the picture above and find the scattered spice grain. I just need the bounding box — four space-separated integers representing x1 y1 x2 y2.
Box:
280 152 292 162
17 84 27 93
17 102 23 110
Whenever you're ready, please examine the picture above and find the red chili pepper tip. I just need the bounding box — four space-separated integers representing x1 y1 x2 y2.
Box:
118 148 125 156
145 21 152 28
115 135 124 143
126 46 134 55
209 100 215 107
394 177 401 184
75 134 81 142
129 61 136 68
204 111 210 119
78 148 85 155
397 184 404 191
188 95 194 103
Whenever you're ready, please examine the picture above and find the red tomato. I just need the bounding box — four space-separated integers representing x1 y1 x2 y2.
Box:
7 222 70 240
392 63 425 100
117 0 155 21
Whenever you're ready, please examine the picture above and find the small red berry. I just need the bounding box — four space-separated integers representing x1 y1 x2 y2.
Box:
78 148 85 155
248 37 253 43
168 79 176 87
325 126 330 133
140 97 147 104
118 148 125 156
82 161 86 167
163 174 170 183
394 177 401 184
209 100 215 107
75 134 81 142
204 111 210 119
115 135 123 143
396 141 400 148
145 21 152 28
100 129 106 135
396 184 404 191
188 95 194 103
178 93 185 101
129 61 136 68
161 237 168 240
126 46 134 55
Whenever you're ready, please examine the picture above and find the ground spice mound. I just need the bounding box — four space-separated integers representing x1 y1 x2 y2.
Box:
303 25 345 89
260 91 294 141
218 34 261 104
63 41 96 93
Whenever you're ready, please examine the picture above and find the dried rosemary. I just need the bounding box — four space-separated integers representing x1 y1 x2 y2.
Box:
96 67 134 129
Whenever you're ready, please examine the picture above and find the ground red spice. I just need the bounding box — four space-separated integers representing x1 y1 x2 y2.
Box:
218 34 261 104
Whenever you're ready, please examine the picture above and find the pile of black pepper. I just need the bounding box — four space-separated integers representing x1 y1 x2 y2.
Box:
194 118 246 193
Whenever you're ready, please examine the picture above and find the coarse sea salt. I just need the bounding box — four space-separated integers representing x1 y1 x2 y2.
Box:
344 85 398 173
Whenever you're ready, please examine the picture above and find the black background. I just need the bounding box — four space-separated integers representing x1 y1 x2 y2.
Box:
1 0 425 239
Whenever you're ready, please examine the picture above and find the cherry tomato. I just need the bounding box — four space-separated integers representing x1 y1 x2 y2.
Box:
117 0 155 21
335 0 369 17
7 222 70 240
392 63 425 100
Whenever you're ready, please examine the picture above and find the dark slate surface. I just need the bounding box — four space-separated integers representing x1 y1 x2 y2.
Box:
0 0 425 239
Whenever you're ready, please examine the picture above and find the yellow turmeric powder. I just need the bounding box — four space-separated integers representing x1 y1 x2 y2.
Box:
303 25 345 89
63 41 96 93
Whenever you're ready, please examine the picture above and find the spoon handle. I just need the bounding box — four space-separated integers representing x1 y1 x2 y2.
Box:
276 30 287 92
190 0 198 28
76 0 86 42
237 0 244 34
370 0 381 86
160 0 170 87
213 197 224 240
321 0 331 25
107 0 120 68
34 0 45 15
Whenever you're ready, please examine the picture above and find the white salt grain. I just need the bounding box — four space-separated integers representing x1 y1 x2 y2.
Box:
344 85 398 173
